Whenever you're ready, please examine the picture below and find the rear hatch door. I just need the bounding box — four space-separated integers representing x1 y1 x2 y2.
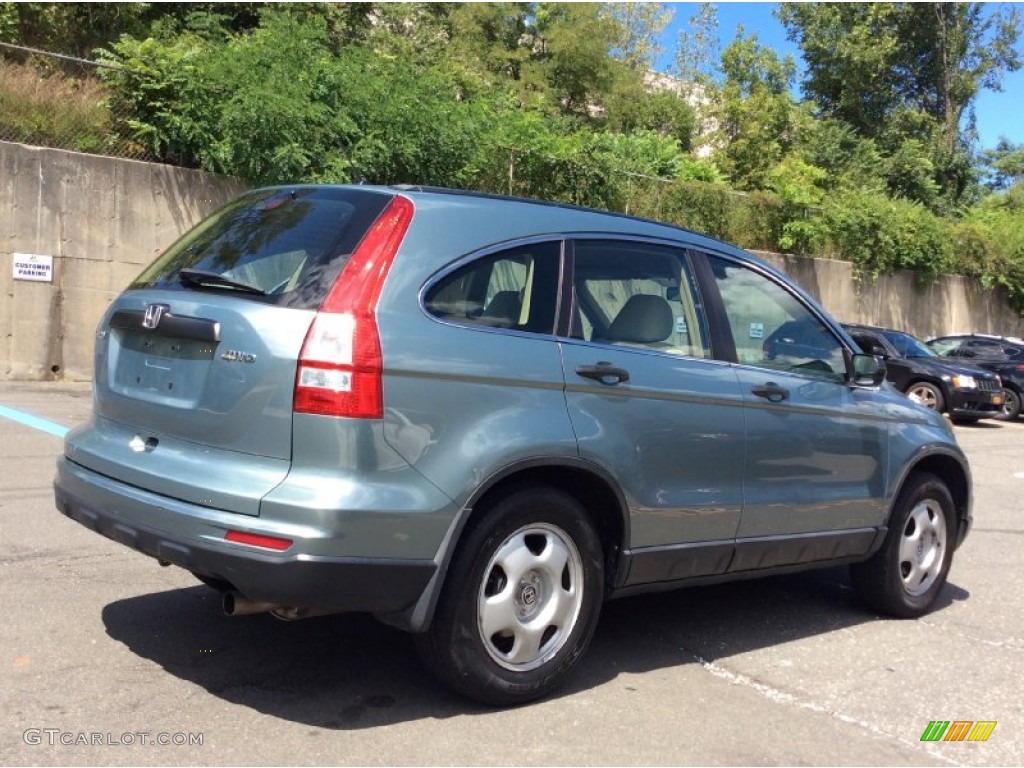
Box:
71 186 394 515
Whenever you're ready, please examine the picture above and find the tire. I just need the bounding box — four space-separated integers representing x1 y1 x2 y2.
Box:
996 387 1021 421
905 381 945 412
416 486 604 706
850 472 956 618
950 417 978 426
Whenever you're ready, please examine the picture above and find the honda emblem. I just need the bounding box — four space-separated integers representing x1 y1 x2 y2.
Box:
142 303 170 329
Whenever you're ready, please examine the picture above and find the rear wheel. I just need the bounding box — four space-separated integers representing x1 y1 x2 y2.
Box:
851 472 955 617
996 387 1021 421
416 487 604 706
906 381 944 412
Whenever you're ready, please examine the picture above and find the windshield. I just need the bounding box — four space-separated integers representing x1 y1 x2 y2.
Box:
881 330 936 358
130 187 391 309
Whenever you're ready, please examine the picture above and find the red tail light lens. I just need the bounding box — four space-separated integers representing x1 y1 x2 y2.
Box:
225 530 293 551
294 195 414 418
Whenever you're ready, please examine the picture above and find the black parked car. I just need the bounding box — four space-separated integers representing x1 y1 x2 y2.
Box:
928 333 1024 420
843 324 1003 423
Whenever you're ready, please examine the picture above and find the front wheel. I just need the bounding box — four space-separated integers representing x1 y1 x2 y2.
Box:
416 487 604 706
996 388 1021 421
850 472 956 618
906 381 945 412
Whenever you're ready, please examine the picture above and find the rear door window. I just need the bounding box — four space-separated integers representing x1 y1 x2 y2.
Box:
964 339 1008 360
571 239 710 358
928 338 963 357
423 241 561 334
130 187 392 310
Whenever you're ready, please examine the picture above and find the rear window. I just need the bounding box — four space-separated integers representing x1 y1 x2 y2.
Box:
130 187 392 309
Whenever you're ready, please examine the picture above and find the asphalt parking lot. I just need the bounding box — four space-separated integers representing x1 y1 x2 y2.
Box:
2 381 1022 766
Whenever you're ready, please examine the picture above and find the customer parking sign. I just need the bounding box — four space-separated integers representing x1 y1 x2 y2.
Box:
12 253 54 282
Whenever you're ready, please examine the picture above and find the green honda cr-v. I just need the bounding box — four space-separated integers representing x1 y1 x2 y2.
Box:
55 185 971 705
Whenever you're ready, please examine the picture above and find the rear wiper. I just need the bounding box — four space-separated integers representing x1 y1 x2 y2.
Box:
178 268 266 295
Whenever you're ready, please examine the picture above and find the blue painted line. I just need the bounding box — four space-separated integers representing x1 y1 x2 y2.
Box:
0 404 69 438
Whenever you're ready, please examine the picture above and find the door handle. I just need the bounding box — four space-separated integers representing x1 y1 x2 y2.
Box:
752 382 789 402
576 362 630 385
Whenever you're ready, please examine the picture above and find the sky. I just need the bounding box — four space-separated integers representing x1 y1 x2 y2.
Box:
656 2 1023 150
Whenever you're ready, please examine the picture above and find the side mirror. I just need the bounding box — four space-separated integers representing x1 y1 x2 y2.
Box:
850 353 886 387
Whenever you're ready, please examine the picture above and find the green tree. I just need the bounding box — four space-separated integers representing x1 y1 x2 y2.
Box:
779 2 1021 206
715 28 797 190
0 2 148 58
606 1 673 71
354 2 452 67
532 3 620 120
982 137 1024 189
99 9 501 186
674 2 720 87
790 113 885 193
778 3 902 137
898 3 1021 154
97 32 219 167
603 81 695 150
444 3 532 81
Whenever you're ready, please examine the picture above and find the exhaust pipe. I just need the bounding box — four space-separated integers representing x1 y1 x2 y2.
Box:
222 591 336 621
222 590 282 617
269 606 334 621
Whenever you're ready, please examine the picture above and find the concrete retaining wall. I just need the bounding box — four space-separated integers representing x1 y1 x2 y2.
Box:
759 252 1024 339
1 141 245 380
2 140 1022 380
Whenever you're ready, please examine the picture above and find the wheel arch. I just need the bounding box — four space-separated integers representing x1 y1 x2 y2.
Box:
379 458 630 633
891 451 971 549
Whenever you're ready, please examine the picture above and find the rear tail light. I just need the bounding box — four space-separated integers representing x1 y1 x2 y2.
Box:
294 196 414 418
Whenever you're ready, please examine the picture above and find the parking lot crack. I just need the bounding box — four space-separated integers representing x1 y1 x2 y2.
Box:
686 649 963 767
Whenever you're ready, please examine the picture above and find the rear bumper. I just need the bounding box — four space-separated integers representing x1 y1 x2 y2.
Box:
54 457 436 614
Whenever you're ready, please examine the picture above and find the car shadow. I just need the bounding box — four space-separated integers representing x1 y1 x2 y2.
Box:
101 569 970 728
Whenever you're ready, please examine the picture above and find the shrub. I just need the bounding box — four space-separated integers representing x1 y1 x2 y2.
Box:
816 191 954 278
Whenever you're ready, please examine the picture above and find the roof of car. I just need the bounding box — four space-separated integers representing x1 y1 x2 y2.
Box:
389 183 732 245
315 182 762 258
930 332 1024 345
842 323 894 334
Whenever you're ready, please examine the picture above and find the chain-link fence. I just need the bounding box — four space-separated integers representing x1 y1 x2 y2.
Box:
0 41 156 161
